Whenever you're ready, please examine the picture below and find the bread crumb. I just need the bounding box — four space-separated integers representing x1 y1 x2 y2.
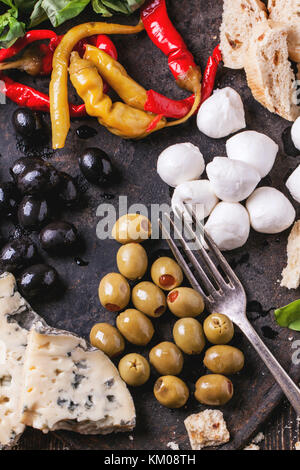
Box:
295 442 300 450
281 221 300 289
244 444 260 450
184 409 230 450
252 432 265 444
167 442 179 450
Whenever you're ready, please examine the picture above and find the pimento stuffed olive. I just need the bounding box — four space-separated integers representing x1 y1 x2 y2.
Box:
112 213 151 244
195 374 234 406
98 273 130 312
204 345 245 375
151 257 183 291
167 287 204 318
132 281 166 318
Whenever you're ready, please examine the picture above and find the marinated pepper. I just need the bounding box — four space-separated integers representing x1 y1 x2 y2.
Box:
69 52 166 139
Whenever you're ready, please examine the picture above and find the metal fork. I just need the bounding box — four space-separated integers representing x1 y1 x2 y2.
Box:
159 205 300 416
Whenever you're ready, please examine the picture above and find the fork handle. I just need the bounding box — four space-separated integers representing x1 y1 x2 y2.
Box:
237 319 300 416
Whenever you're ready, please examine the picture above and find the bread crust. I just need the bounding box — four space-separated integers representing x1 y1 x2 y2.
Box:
244 21 300 121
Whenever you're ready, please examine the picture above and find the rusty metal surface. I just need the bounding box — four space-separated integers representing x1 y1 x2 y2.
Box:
1 0 300 451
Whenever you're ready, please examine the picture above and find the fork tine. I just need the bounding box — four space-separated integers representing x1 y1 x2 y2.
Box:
174 207 229 290
158 218 209 302
183 203 242 286
162 213 219 301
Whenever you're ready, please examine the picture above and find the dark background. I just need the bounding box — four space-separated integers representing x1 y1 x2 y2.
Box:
1 0 299 450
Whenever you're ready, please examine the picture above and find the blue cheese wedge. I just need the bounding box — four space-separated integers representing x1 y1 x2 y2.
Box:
20 329 136 434
0 272 45 449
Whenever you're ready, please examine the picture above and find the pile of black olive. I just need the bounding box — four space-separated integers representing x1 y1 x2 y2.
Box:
0 108 116 301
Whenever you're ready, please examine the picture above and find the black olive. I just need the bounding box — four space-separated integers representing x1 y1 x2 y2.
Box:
58 172 79 206
18 264 60 299
11 157 60 195
78 148 115 185
0 182 19 216
0 237 38 273
39 221 78 254
12 108 37 137
18 196 49 228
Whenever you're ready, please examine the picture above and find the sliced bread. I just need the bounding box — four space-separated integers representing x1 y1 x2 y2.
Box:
281 220 300 290
244 21 300 121
268 0 300 62
220 0 268 69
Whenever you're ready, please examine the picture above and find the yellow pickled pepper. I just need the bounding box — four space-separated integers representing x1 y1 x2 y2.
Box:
69 52 166 139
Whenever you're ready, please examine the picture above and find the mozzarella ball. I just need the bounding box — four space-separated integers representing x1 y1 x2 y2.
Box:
205 202 250 251
172 180 219 220
206 157 261 202
246 187 295 234
157 143 205 187
286 165 300 203
226 131 278 178
291 116 300 151
197 87 246 139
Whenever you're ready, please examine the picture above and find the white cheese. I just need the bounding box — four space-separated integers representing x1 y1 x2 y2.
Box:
0 272 44 449
226 131 278 178
205 202 250 251
197 87 246 139
20 329 136 435
291 116 300 151
286 164 300 203
206 157 261 202
157 143 205 187
171 180 219 219
246 187 296 234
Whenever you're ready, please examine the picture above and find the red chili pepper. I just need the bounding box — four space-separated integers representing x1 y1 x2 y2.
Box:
0 73 85 117
201 45 222 104
144 45 222 119
146 113 164 132
0 30 57 63
145 89 194 119
141 0 200 92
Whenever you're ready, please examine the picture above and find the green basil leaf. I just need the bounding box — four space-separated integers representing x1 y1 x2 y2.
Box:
29 0 48 27
274 300 300 331
0 7 25 48
40 0 90 27
92 0 112 16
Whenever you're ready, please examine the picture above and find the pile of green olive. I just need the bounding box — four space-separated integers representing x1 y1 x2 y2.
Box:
90 213 245 410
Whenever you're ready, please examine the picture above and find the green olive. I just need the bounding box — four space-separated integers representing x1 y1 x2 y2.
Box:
90 323 125 358
154 375 189 408
116 309 154 346
151 257 183 291
195 374 233 405
118 353 150 386
112 213 151 244
98 273 130 312
173 318 205 355
132 281 166 318
117 243 148 280
203 313 234 344
204 345 245 375
149 342 183 375
167 287 205 318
